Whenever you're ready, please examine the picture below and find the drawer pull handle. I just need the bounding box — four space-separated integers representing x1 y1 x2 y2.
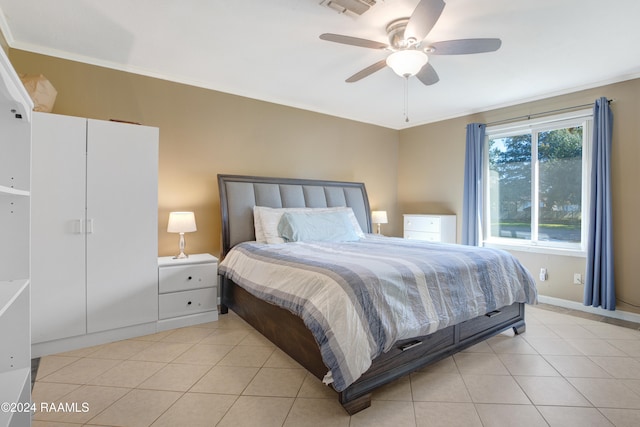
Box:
399 340 423 352
187 301 192 305
485 310 502 318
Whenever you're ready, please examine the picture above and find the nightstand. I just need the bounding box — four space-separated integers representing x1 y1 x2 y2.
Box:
157 253 219 331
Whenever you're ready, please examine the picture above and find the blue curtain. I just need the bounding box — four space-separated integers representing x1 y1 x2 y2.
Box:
584 97 615 310
462 123 486 246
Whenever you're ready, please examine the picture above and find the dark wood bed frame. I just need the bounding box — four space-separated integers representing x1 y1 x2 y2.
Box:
217 174 526 414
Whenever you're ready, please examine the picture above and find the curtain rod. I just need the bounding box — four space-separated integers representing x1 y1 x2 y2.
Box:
483 98 614 127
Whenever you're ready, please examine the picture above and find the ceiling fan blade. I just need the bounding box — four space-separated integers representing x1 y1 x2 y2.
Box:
320 33 388 50
346 59 388 83
405 0 445 42
428 38 502 55
416 63 439 86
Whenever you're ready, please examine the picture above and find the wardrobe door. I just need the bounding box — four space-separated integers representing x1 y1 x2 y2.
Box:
85 119 158 333
31 112 87 343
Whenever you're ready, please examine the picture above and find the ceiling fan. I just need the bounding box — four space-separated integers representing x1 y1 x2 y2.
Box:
319 0 501 85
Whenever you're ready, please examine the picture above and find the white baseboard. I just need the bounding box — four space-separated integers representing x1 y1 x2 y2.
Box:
33 310 221 358
32 322 157 358
157 311 219 331
537 295 640 325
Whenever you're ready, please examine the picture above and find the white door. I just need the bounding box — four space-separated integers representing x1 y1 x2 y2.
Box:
85 119 158 333
31 112 87 343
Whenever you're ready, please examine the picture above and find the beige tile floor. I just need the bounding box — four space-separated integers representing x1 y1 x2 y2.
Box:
31 304 640 427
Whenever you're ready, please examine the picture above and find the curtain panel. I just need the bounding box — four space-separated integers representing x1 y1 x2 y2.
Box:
584 97 615 310
462 123 486 246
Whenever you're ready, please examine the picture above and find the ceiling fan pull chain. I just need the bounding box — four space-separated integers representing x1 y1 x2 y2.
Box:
404 76 410 122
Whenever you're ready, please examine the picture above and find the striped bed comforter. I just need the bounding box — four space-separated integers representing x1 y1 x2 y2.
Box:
218 235 537 392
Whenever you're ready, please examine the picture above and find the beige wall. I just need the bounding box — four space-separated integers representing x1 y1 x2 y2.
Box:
8 50 400 259
399 79 640 312
8 48 640 312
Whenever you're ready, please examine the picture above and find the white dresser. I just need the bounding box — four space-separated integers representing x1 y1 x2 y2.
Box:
158 253 219 330
403 214 457 244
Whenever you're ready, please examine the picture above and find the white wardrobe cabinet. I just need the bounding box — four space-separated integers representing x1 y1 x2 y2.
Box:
31 112 159 355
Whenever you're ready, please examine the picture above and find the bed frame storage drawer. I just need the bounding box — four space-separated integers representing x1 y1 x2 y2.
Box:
361 326 455 379
159 288 217 319
458 302 522 341
159 263 217 293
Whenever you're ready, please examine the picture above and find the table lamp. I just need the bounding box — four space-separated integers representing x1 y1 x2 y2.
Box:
167 211 197 259
371 210 388 234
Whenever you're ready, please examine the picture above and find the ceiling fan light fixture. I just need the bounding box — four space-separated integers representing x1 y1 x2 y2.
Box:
386 49 428 77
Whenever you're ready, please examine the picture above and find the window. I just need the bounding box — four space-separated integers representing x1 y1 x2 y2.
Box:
484 110 592 253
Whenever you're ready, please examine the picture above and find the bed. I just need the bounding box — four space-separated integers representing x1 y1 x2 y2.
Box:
217 174 537 414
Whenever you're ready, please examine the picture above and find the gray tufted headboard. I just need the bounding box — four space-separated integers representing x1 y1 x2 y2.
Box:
218 174 372 257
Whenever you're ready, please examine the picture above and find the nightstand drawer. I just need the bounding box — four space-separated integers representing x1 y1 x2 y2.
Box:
159 263 216 293
159 288 217 320
404 216 441 232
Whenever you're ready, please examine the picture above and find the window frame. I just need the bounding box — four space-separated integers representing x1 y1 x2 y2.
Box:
483 109 593 256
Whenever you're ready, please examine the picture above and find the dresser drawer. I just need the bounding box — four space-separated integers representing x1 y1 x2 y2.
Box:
159 263 217 293
404 230 441 242
404 216 441 232
159 288 217 320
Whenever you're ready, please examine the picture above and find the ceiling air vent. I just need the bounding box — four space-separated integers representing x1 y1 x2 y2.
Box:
320 0 377 16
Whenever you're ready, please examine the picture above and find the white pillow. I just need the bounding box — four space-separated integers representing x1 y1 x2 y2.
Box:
254 206 311 244
253 206 365 244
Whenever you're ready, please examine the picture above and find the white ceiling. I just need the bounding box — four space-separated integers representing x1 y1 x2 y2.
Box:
1 0 639 130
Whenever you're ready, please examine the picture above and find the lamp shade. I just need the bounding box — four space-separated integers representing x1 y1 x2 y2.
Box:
371 211 388 224
386 50 428 77
167 211 197 233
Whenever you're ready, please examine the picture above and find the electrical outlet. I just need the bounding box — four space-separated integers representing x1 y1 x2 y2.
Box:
539 268 547 281
573 273 582 285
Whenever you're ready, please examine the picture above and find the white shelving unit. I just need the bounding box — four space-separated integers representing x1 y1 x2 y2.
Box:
0 185 29 196
0 47 33 427
0 281 31 427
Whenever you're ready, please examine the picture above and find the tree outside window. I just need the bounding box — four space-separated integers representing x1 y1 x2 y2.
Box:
485 113 591 251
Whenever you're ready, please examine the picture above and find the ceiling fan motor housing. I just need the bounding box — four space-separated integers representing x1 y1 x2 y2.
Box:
386 18 413 49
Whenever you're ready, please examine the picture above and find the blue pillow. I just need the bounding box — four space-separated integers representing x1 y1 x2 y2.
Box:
277 211 361 242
